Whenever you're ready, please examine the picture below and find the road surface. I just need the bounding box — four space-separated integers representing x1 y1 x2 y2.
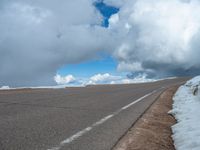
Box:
0 78 187 150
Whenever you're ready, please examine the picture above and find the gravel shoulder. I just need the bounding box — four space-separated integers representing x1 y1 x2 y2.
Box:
113 86 179 150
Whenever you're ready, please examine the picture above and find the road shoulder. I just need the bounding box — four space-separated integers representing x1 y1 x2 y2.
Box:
113 86 178 150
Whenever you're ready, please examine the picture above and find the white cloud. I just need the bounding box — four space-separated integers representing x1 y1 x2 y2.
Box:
2 0 200 87
86 73 122 85
0 0 111 87
83 73 155 85
110 73 156 84
109 14 119 27
54 74 76 85
117 61 144 72
108 0 200 77
104 0 126 7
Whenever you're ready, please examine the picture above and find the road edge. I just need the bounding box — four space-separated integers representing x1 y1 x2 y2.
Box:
112 86 180 150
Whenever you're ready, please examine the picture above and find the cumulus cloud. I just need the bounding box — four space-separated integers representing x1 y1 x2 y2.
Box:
54 73 123 85
86 73 122 84
0 0 112 87
110 73 156 84
108 0 200 77
54 74 76 85
104 0 126 7
83 73 155 85
1 0 200 87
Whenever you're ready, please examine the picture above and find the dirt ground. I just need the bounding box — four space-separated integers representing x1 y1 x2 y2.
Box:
113 86 179 150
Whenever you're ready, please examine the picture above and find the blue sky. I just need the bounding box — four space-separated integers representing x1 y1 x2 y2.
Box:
57 55 118 77
57 1 119 78
95 1 119 27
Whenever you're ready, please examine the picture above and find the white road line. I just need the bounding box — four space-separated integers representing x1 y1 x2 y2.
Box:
48 89 160 150
121 93 151 110
92 114 114 126
61 127 92 145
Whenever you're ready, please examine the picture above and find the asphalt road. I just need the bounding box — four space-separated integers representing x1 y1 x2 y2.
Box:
0 78 188 150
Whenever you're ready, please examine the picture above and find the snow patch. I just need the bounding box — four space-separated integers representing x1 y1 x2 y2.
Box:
170 76 200 150
0 86 10 90
0 85 83 90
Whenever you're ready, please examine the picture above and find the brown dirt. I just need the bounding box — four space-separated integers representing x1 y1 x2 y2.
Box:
113 86 179 150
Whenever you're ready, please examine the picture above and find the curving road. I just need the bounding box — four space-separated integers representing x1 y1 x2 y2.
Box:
0 78 188 150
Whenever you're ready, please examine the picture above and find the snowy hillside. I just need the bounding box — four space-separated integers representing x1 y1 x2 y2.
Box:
171 76 200 150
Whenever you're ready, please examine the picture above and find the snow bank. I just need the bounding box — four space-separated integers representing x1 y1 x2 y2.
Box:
170 76 200 150
0 86 10 90
0 85 83 90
